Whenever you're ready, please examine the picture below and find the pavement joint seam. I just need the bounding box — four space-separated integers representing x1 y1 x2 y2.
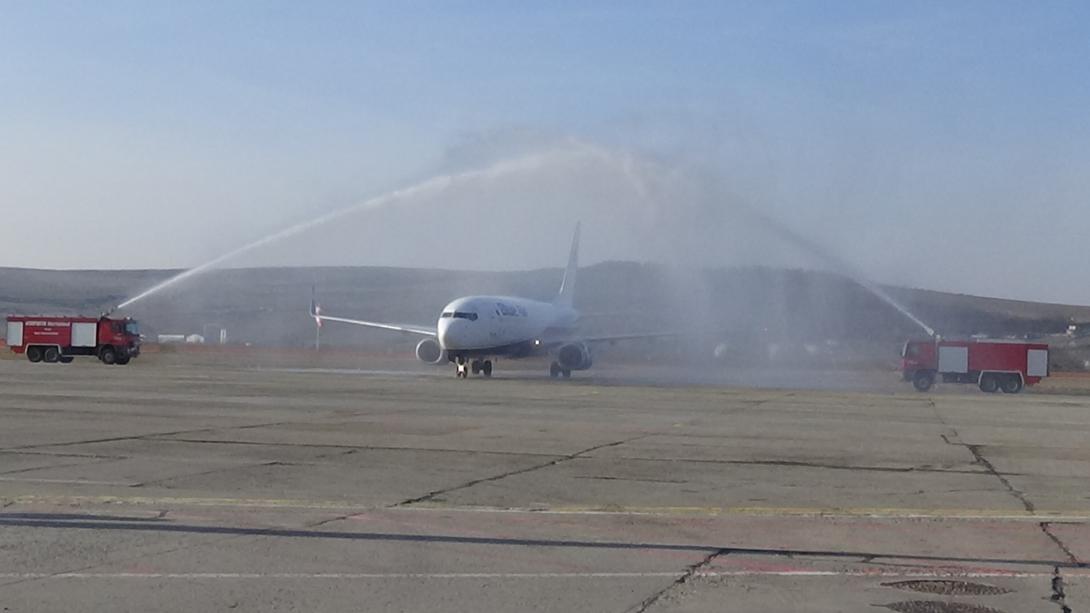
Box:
597 455 1000 476
1 515 1083 569
143 436 564 459
0 449 129 460
5 427 224 452
0 459 118 477
394 435 650 507
135 459 288 489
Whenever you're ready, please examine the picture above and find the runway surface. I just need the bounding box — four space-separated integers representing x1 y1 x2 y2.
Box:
1 357 1088 612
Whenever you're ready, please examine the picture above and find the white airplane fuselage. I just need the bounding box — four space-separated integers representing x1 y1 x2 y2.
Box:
311 223 658 378
436 295 579 357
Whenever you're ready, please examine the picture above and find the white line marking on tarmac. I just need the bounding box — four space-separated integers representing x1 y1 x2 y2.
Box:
2 570 1088 580
251 368 435 377
0 478 136 486
7 494 1090 521
398 504 1090 522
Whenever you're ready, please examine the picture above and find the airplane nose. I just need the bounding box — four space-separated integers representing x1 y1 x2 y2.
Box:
437 319 461 349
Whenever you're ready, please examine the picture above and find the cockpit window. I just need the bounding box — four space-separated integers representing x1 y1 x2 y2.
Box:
441 312 453 318
453 312 477 321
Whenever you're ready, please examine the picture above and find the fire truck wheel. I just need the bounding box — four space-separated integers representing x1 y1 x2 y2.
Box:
912 371 934 392
59 356 74 364
115 356 131 366
1000 375 1023 394
26 346 43 363
99 347 117 365
42 347 60 363
979 374 1000 393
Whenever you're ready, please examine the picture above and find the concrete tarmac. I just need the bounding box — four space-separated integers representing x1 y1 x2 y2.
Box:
1 357 1088 612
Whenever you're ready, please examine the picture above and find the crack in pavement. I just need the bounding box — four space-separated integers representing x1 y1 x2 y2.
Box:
1051 566 1074 613
395 435 649 507
932 403 1034 511
1042 522 1084 566
964 444 1036 512
625 548 729 613
934 403 1087 572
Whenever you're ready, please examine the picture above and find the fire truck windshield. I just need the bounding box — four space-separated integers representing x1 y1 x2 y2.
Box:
124 321 140 335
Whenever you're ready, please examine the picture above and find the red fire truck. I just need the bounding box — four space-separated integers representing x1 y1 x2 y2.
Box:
5 315 141 365
902 338 1049 393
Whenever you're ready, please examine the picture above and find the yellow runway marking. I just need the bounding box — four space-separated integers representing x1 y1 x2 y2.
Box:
5 495 1090 521
407 503 1090 522
2 494 367 511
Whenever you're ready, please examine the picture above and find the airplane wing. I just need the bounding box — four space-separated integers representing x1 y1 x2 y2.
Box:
582 331 680 344
310 298 436 337
314 314 436 337
543 331 680 346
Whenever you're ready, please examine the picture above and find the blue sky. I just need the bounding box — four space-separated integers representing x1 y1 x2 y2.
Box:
2 2 1089 302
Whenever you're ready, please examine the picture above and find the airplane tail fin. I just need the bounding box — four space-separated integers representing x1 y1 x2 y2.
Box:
554 222 580 308
310 285 323 328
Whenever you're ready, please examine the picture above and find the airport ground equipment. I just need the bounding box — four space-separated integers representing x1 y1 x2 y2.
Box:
901 338 1048 393
6 315 141 365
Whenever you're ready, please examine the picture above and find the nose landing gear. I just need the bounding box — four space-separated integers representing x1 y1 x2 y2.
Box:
454 357 493 378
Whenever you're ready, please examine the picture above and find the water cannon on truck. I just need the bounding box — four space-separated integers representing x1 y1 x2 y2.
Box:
5 314 141 365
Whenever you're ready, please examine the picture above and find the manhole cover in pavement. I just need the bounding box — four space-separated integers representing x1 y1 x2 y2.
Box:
882 602 1007 613
883 580 1013 596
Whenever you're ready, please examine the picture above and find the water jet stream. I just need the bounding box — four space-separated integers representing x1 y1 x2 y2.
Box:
738 205 936 337
116 145 601 310
116 140 937 340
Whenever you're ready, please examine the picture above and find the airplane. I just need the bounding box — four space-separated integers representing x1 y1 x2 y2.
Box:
310 223 670 378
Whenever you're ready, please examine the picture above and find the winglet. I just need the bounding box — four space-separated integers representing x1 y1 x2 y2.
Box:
555 222 580 308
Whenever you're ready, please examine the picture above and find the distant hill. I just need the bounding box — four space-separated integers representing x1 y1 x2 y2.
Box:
2 263 1089 367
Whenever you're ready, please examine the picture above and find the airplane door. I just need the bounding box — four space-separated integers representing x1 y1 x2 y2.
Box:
491 306 506 341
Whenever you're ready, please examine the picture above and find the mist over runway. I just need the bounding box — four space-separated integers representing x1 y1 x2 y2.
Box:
2 355 1089 611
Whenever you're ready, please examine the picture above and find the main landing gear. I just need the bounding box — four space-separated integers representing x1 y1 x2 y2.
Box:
549 361 571 379
454 356 493 379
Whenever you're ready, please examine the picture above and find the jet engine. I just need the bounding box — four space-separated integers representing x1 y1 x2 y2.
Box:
415 338 444 364
557 342 593 370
